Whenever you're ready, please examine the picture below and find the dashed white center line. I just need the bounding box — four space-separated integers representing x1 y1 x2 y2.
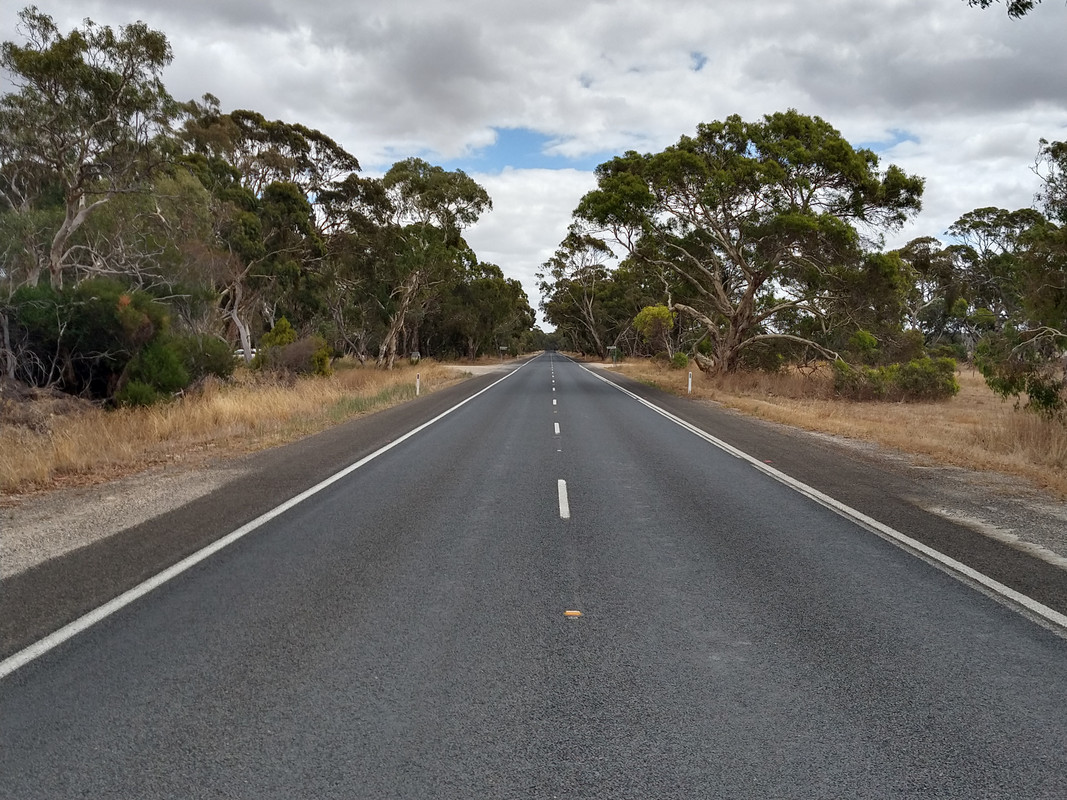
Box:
554 422 560 435
557 479 571 519
553 399 557 406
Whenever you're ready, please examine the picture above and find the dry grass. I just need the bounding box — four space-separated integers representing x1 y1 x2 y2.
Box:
0 361 462 496
615 359 1067 497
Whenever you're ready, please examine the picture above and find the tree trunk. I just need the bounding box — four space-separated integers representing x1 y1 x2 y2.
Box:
224 283 254 364
48 196 109 289
376 272 421 369
1 310 16 380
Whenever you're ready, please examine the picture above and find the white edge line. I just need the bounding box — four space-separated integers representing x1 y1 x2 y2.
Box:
558 479 571 520
0 359 533 681
582 364 1067 634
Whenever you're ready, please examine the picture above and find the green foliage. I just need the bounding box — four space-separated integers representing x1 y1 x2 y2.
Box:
256 334 332 376
833 357 959 402
669 352 689 369
120 338 189 404
894 357 961 400
174 334 235 381
968 0 1040 18
847 329 880 365
262 317 298 348
635 305 675 343
310 338 333 376
0 6 176 287
114 381 160 407
575 109 924 374
975 330 1065 416
737 341 789 372
10 278 173 399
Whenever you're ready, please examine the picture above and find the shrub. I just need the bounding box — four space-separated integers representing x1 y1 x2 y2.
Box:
118 338 190 406
257 335 332 376
894 357 959 400
669 352 689 369
885 328 927 363
635 305 675 354
174 334 235 381
114 380 160 407
833 357 958 402
11 278 173 399
832 359 888 401
847 329 880 365
252 317 299 371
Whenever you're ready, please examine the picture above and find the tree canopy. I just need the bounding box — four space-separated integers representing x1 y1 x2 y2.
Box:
573 110 925 374
0 7 534 396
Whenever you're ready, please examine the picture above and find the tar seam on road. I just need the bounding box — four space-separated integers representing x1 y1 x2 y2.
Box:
580 360 1067 636
0 361 534 682
558 479 571 520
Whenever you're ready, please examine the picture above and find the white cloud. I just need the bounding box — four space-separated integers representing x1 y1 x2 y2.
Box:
464 168 598 326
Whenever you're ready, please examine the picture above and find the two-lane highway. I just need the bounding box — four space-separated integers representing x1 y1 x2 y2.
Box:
2 353 1066 798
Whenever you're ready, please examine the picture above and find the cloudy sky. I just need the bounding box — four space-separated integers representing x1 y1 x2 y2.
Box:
4 1 1066 322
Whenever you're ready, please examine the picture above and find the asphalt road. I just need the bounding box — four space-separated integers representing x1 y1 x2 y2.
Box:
2 353 1066 798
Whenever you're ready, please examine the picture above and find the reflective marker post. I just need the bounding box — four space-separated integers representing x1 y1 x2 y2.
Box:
416 373 420 396
688 371 693 396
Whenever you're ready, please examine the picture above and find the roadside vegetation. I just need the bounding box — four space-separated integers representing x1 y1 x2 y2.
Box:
0 361 461 495
614 358 1067 497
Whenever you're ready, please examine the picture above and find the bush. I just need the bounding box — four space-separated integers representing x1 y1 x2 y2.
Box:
114 380 160 407
669 352 689 369
847 329 880 365
833 357 958 402
175 334 235 381
256 335 332 376
11 278 173 399
894 357 959 400
116 338 190 406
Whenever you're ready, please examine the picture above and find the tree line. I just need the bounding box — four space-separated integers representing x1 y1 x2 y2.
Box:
0 8 536 405
538 111 1067 413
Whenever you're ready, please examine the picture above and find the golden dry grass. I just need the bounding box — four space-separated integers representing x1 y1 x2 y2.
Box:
615 359 1067 497
0 361 462 496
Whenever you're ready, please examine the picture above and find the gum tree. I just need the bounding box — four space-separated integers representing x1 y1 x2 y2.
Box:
575 110 924 374
0 6 176 289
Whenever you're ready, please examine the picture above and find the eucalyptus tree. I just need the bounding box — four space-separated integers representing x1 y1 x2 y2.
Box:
0 6 176 289
177 97 361 358
536 232 617 358
575 110 924 373
434 261 534 359
962 143 1067 414
375 158 491 368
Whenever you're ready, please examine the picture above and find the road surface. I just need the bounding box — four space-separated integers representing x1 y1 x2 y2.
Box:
2 353 1066 798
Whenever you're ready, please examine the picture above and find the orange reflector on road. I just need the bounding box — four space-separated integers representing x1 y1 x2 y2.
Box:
564 610 582 617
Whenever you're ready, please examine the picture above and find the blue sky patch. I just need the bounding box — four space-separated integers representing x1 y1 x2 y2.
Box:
438 127 616 174
691 51 708 71
857 128 920 154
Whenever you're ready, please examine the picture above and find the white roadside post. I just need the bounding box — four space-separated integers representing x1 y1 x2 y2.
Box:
688 371 693 395
416 373 420 396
